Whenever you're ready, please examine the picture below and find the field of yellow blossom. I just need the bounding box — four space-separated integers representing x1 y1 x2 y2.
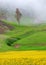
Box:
0 51 46 65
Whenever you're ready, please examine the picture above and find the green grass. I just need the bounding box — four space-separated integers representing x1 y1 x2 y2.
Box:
0 20 46 51
17 31 46 44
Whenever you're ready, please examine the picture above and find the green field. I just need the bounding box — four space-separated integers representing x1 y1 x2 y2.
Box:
0 20 46 51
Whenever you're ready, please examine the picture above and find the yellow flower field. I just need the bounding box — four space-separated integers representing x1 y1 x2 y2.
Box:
0 51 46 65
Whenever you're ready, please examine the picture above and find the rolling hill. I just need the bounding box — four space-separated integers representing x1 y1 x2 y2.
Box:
0 20 46 51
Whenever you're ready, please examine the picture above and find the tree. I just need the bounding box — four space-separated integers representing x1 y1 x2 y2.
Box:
15 8 22 24
0 8 7 20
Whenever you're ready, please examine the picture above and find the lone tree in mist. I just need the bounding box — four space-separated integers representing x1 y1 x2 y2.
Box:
15 8 22 24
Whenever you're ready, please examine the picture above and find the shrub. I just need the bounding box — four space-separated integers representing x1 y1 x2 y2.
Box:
6 37 20 46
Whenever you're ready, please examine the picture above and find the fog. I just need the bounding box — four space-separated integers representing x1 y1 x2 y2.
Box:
0 0 46 24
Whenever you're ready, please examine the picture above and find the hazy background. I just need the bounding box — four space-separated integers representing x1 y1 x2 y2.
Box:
0 0 46 25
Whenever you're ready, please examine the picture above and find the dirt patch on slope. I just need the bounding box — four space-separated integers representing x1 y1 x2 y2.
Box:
14 44 21 48
0 20 14 34
0 20 14 30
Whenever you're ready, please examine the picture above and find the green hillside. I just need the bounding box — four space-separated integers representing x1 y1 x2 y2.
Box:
0 20 46 51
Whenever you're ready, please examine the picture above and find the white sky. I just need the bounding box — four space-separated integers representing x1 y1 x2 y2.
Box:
0 0 46 23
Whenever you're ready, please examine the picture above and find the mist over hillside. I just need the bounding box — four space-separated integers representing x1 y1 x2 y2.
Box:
0 0 46 25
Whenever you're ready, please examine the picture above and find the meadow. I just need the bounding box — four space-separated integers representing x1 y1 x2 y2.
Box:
0 20 46 65
0 20 46 51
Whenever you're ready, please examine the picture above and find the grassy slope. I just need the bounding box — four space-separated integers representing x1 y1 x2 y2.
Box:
16 31 46 50
17 31 46 44
0 20 46 51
